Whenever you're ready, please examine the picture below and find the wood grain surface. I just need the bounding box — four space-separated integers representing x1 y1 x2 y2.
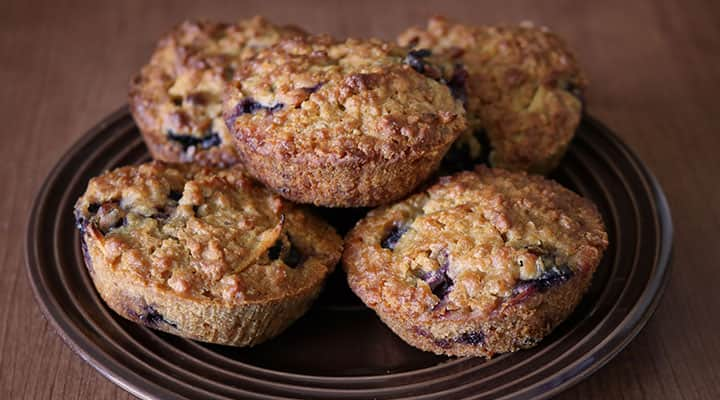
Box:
2 0 719 398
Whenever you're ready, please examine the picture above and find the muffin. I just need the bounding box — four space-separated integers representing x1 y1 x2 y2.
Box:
398 17 587 173
223 35 467 207
130 17 306 167
74 161 342 346
343 166 607 357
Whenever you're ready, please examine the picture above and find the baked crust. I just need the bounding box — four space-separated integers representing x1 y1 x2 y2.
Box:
223 35 467 207
74 161 342 346
399 17 586 173
343 166 607 357
129 17 306 167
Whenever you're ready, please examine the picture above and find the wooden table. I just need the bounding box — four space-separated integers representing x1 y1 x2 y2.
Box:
2 0 719 398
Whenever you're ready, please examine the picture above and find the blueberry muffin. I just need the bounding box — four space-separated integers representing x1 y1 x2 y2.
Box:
398 17 587 173
74 161 342 346
343 166 607 357
130 17 306 167
223 35 467 207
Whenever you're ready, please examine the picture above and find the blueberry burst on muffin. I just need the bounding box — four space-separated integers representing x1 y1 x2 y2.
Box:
343 166 607 357
223 35 467 207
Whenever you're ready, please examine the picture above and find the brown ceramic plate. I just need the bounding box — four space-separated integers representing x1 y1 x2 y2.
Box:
26 107 672 400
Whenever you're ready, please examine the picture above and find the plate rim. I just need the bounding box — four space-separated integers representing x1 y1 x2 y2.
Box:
25 106 674 400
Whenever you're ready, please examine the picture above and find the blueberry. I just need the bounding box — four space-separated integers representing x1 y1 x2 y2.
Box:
199 133 221 149
237 98 265 114
422 260 454 299
111 217 125 230
404 49 432 74
416 327 484 348
168 190 182 202
167 130 222 151
128 304 176 328
225 98 285 127
267 235 303 268
532 263 574 291
79 235 94 274
381 224 408 250
88 203 100 213
237 98 283 114
140 305 166 326
282 239 303 268
513 262 574 295
456 331 484 345
446 64 469 104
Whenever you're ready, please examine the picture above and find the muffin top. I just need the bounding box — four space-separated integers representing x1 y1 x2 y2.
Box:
343 166 607 321
398 17 586 172
130 17 306 166
223 35 467 164
74 162 342 304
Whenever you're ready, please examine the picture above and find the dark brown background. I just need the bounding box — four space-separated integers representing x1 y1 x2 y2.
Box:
2 0 719 398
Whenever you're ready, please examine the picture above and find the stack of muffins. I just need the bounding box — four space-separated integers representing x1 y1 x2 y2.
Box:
74 16 608 358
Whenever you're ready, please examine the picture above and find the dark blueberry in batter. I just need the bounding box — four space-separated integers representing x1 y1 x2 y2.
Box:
131 304 177 328
168 190 182 202
167 130 222 151
533 264 574 291
514 263 574 295
422 261 454 299
434 338 452 349
88 203 100 213
456 331 485 345
446 64 469 104
238 98 284 114
79 235 94 274
404 49 432 74
226 98 285 127
282 238 303 268
381 224 409 250
236 98 265 114
267 235 303 268
101 216 125 234
199 133 221 149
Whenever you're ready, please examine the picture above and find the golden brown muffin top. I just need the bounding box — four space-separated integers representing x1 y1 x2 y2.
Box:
398 17 586 172
223 35 467 164
129 17 306 166
343 166 607 321
74 162 342 304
